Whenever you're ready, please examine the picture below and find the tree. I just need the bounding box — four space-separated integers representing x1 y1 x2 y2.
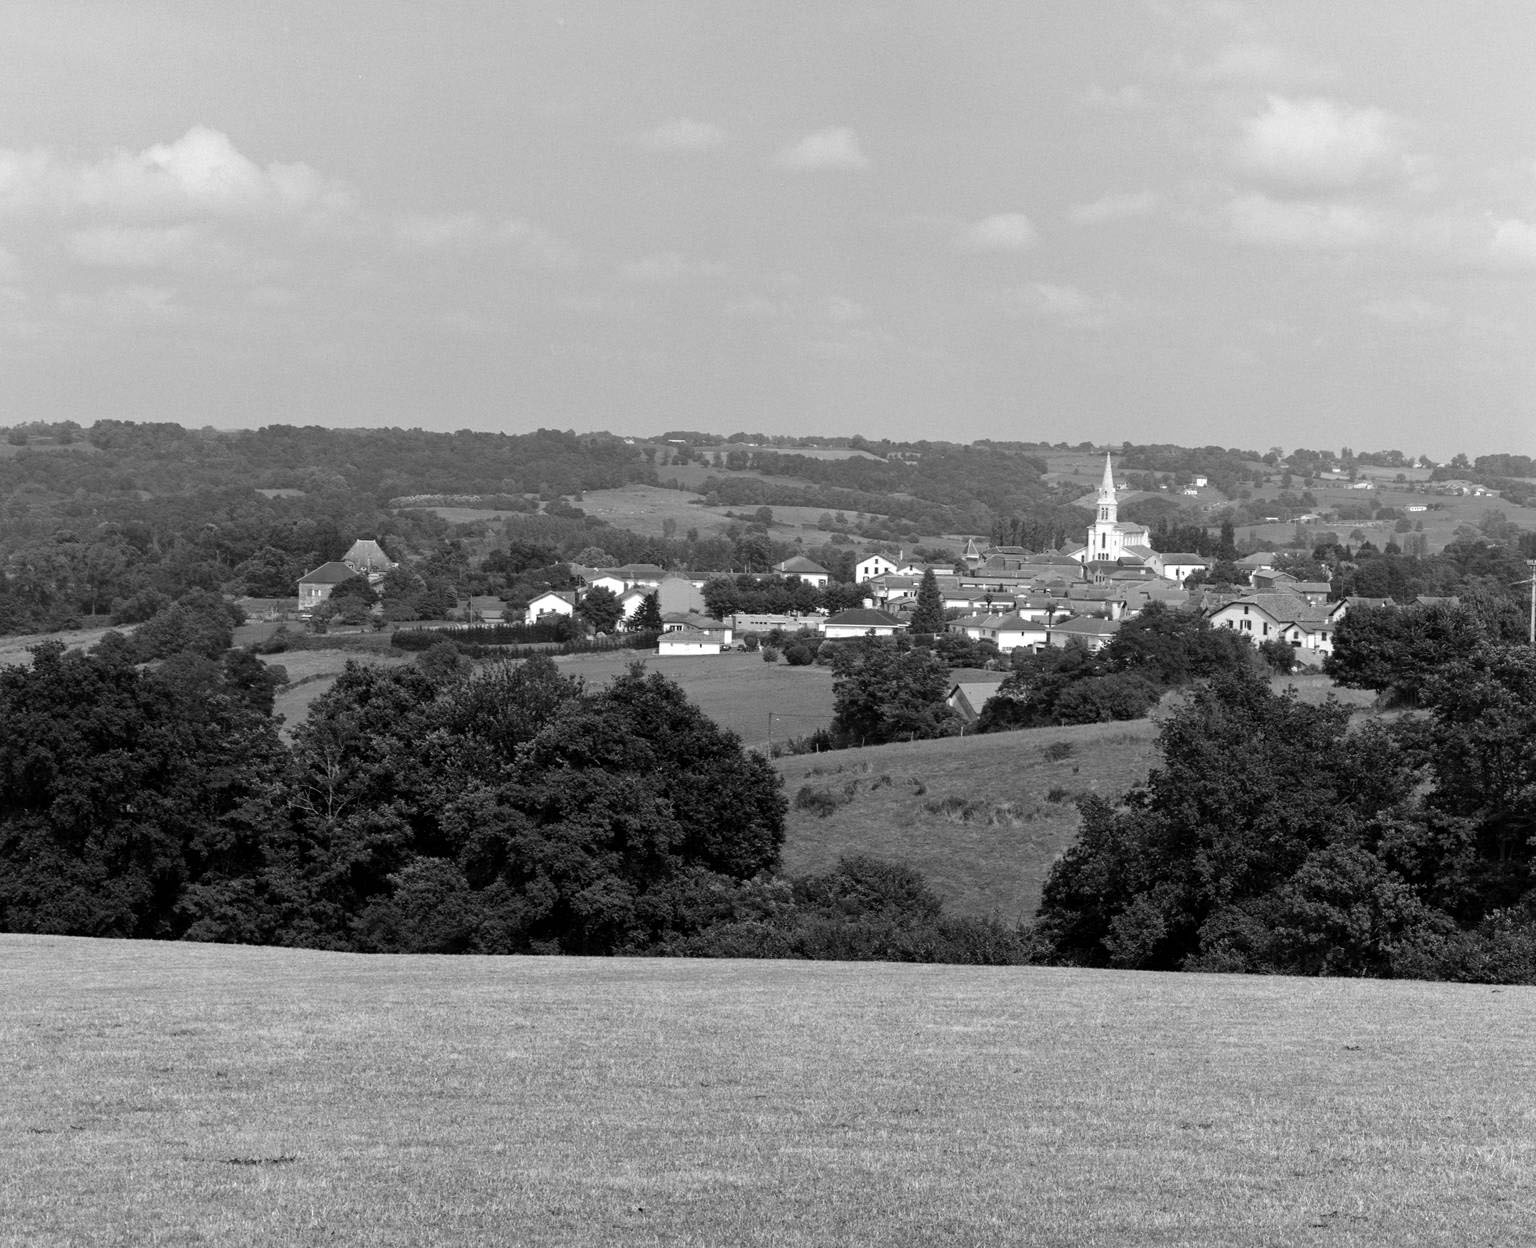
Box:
908 568 946 636
575 586 622 634
629 590 663 632
830 639 958 746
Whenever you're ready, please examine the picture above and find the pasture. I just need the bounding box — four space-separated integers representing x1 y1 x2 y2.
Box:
4 936 1533 1247
776 720 1161 922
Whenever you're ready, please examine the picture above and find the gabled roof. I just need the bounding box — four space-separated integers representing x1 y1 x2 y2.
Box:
977 612 1046 632
825 608 902 627
299 561 356 585
1157 552 1209 564
659 629 722 645
529 589 578 606
1236 551 1280 567
1050 616 1122 636
778 556 830 575
343 539 394 572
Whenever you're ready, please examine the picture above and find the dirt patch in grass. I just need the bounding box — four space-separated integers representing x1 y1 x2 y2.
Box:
4 936 1533 1247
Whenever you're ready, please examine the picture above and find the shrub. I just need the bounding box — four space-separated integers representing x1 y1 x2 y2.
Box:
793 784 852 817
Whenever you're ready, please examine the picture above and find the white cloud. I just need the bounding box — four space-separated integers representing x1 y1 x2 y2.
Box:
772 127 870 172
1084 83 1147 111
1228 193 1382 249
617 251 729 283
57 284 181 324
0 127 352 220
1196 43 1339 89
1069 191 1158 226
1488 218 1536 268
638 118 726 152
956 213 1038 252
1004 282 1108 331
1236 97 1413 194
64 223 255 277
393 212 578 267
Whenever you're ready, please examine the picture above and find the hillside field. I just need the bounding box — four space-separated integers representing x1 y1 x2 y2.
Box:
775 719 1161 922
3 936 1532 1247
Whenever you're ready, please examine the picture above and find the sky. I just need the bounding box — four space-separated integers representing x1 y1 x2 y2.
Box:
1 1 1534 458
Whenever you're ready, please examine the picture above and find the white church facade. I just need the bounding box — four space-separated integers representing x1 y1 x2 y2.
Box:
1072 454 1154 566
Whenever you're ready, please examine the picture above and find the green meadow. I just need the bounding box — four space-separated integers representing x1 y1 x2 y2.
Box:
3 936 1533 1247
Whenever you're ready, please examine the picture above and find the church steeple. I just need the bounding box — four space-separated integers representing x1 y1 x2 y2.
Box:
1096 453 1117 526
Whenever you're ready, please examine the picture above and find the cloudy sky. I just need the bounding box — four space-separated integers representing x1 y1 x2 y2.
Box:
2 2 1534 457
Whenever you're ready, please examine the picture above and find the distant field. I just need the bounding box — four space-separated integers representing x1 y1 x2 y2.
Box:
556 649 835 748
776 719 1161 921
261 649 409 734
5 936 1533 1247
0 626 118 668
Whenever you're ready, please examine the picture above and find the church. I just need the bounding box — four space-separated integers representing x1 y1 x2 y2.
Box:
1074 453 1153 566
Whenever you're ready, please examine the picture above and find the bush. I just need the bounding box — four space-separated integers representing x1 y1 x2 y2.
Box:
761 646 780 663
793 784 852 817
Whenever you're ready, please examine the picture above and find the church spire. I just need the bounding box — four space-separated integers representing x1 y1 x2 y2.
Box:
1096 453 1117 525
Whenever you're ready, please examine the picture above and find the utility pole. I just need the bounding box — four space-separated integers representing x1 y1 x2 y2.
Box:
1528 561 1536 646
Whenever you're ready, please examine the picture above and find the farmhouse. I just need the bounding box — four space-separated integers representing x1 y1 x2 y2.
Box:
297 562 356 614
342 539 396 580
947 676 1008 724
855 552 899 582
1044 616 1121 651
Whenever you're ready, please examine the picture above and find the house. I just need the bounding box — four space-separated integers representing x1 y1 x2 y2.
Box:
342 539 396 581
855 552 899 582
1206 588 1335 655
657 628 724 656
1151 552 1209 583
947 676 1008 724
524 589 578 626
297 561 357 614
823 608 903 639
975 612 1051 653
732 612 823 635
662 613 734 646
1044 615 1122 651
776 556 831 588
656 576 706 616
617 587 651 621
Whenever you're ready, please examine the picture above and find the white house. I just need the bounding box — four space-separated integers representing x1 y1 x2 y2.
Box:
976 612 1050 653
855 552 899 582
1151 552 1210 583
524 589 578 626
776 556 831 588
657 629 724 656
1045 616 1122 651
823 608 903 639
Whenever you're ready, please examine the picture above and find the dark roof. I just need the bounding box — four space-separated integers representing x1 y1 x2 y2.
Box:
299 561 356 585
779 556 830 575
1050 616 1122 636
826 608 902 627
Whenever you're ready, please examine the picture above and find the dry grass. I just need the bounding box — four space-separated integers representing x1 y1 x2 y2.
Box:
776 720 1161 922
3 936 1534 1247
0 626 119 669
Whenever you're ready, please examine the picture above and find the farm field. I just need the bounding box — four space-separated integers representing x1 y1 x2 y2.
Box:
4 935 1533 1247
0 625 119 668
776 719 1161 922
556 649 836 749
264 649 410 733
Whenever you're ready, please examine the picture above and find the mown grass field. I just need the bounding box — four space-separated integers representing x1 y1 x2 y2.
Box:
776 720 1161 922
4 936 1533 1247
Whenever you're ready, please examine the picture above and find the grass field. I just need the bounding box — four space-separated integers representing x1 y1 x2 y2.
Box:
556 650 836 749
776 720 1161 922
4 936 1533 1247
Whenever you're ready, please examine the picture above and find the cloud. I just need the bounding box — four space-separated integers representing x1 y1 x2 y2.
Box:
1236 97 1413 194
772 127 869 172
1003 282 1109 331
1195 43 1339 89
1362 296 1451 325
638 118 726 152
0 127 353 220
393 212 578 267
64 223 255 277
617 251 729 283
1084 83 1147 111
1488 218 1536 268
1069 191 1159 226
1228 193 1382 249
955 213 1038 252
57 284 181 324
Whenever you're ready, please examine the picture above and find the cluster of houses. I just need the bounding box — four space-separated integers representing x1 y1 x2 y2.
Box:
293 455 1431 664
